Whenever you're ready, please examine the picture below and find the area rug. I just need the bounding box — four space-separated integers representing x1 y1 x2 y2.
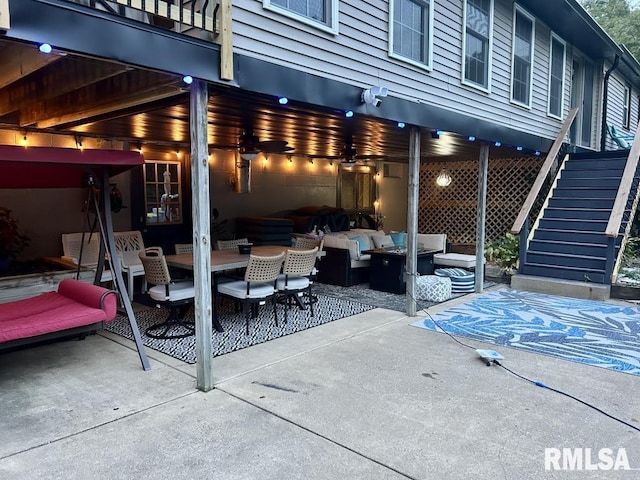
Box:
106 294 374 363
411 289 640 376
313 282 473 312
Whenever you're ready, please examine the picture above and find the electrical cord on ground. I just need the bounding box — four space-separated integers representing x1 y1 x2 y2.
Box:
406 280 640 432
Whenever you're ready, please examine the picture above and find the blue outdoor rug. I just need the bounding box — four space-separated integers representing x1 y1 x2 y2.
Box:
411 289 640 376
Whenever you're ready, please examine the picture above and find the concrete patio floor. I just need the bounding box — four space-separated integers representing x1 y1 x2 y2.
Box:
1 285 639 479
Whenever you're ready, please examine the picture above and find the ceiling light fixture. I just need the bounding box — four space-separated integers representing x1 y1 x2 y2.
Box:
468 136 476 142
240 152 258 161
182 75 193 85
494 141 502 147
345 110 354 118
397 122 406 128
278 97 288 105
435 168 452 187
39 43 52 54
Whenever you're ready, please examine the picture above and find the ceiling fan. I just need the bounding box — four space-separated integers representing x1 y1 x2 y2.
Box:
317 139 385 167
237 129 294 158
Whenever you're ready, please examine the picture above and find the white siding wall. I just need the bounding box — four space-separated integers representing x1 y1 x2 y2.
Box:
233 0 590 143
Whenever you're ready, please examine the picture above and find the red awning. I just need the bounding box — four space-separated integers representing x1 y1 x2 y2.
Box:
0 145 144 188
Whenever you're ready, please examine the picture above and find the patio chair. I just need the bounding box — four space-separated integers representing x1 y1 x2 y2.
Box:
277 247 318 323
216 238 250 250
113 230 147 299
174 243 194 254
292 237 324 303
217 252 285 334
607 124 634 149
139 247 195 339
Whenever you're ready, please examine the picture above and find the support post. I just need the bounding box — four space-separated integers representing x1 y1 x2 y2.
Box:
190 79 214 391
406 127 421 316
475 142 489 292
219 0 233 81
518 219 529 274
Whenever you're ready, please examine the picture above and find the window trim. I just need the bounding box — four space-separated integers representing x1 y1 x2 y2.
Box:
461 0 494 93
263 0 339 35
623 83 631 129
509 4 535 109
547 32 566 120
388 0 434 71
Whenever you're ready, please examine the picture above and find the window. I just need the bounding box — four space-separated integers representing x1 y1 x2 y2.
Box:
144 161 182 225
623 83 631 129
463 0 493 90
510 6 534 107
337 166 376 213
548 34 566 118
389 0 433 69
265 0 338 34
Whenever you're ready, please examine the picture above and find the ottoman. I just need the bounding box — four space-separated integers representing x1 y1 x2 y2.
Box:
416 275 452 302
434 268 475 293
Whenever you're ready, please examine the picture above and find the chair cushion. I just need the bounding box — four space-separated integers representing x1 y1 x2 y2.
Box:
276 274 310 290
434 253 482 269
372 234 394 248
148 281 194 302
218 280 275 299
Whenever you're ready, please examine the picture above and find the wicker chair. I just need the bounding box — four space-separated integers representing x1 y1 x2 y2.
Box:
276 247 318 322
174 243 194 254
217 252 285 334
216 238 250 250
139 247 195 339
293 237 324 303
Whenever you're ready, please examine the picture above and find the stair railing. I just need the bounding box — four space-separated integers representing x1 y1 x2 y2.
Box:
604 120 640 282
510 108 579 272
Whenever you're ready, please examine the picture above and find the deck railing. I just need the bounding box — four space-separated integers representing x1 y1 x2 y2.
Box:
65 0 233 80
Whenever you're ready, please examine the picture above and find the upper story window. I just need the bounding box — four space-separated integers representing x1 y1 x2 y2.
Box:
462 0 493 91
389 0 434 70
548 34 566 119
265 0 338 34
510 6 535 107
623 83 631 129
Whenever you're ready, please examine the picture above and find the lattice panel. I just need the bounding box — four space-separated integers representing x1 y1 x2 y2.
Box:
419 156 544 247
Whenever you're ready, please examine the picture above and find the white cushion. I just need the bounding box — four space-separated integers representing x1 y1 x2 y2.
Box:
350 257 370 268
276 274 310 290
372 234 394 248
416 275 452 302
434 253 484 269
218 280 275 299
148 280 194 302
323 235 360 260
416 234 447 252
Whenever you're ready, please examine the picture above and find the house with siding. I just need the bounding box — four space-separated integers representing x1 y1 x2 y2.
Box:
0 2 639 304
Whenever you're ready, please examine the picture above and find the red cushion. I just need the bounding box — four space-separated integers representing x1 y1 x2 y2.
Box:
0 281 116 343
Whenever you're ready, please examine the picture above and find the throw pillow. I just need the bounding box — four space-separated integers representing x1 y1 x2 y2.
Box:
389 231 406 248
353 235 370 253
372 234 395 249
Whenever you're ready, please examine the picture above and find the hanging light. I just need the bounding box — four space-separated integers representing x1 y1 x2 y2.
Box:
435 168 452 187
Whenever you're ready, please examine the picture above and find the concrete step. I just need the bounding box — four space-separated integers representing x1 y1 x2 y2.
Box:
511 274 611 300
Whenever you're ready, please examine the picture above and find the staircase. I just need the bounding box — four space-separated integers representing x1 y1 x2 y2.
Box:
517 150 640 288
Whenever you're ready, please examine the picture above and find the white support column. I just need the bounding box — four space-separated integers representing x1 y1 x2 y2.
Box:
190 79 213 391
475 142 489 292
406 127 421 316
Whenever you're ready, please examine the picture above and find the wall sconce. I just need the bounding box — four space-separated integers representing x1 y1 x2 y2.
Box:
435 168 452 187
21 132 28 147
75 135 83 150
287 154 294 164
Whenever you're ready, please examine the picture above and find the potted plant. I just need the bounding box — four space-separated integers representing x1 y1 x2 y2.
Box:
485 232 519 280
0 207 30 270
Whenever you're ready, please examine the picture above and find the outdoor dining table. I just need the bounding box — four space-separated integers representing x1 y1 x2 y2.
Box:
165 245 317 332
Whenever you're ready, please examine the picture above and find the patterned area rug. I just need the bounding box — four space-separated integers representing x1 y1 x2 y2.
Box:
411 289 640 376
313 282 468 312
106 294 374 363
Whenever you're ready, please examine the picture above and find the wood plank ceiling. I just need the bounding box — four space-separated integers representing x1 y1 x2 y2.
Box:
0 39 522 163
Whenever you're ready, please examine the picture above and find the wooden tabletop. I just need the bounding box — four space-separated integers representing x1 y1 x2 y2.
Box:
165 245 297 272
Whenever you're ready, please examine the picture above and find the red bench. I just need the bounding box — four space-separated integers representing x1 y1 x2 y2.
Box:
0 278 117 349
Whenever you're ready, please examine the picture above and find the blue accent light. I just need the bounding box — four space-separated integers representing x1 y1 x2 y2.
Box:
397 122 406 128
517 146 523 151
182 75 193 85
345 110 354 118
535 150 541 156
436 130 444 136
494 141 502 147
468 136 476 142
39 43 52 54
278 97 288 105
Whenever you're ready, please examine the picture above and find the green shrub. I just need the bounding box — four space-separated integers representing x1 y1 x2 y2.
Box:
485 232 519 271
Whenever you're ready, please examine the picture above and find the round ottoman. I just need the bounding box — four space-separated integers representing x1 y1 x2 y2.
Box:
416 275 452 302
434 268 475 293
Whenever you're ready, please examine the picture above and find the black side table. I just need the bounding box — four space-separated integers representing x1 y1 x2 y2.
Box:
366 249 437 294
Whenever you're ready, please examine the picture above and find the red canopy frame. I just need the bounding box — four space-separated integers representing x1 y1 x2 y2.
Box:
0 144 150 370
0 145 144 188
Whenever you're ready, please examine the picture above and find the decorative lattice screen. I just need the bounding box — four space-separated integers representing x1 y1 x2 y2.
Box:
418 156 544 249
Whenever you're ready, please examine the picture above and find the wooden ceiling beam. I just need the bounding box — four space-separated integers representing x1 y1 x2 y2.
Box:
0 43 62 90
19 70 181 127
0 57 129 117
